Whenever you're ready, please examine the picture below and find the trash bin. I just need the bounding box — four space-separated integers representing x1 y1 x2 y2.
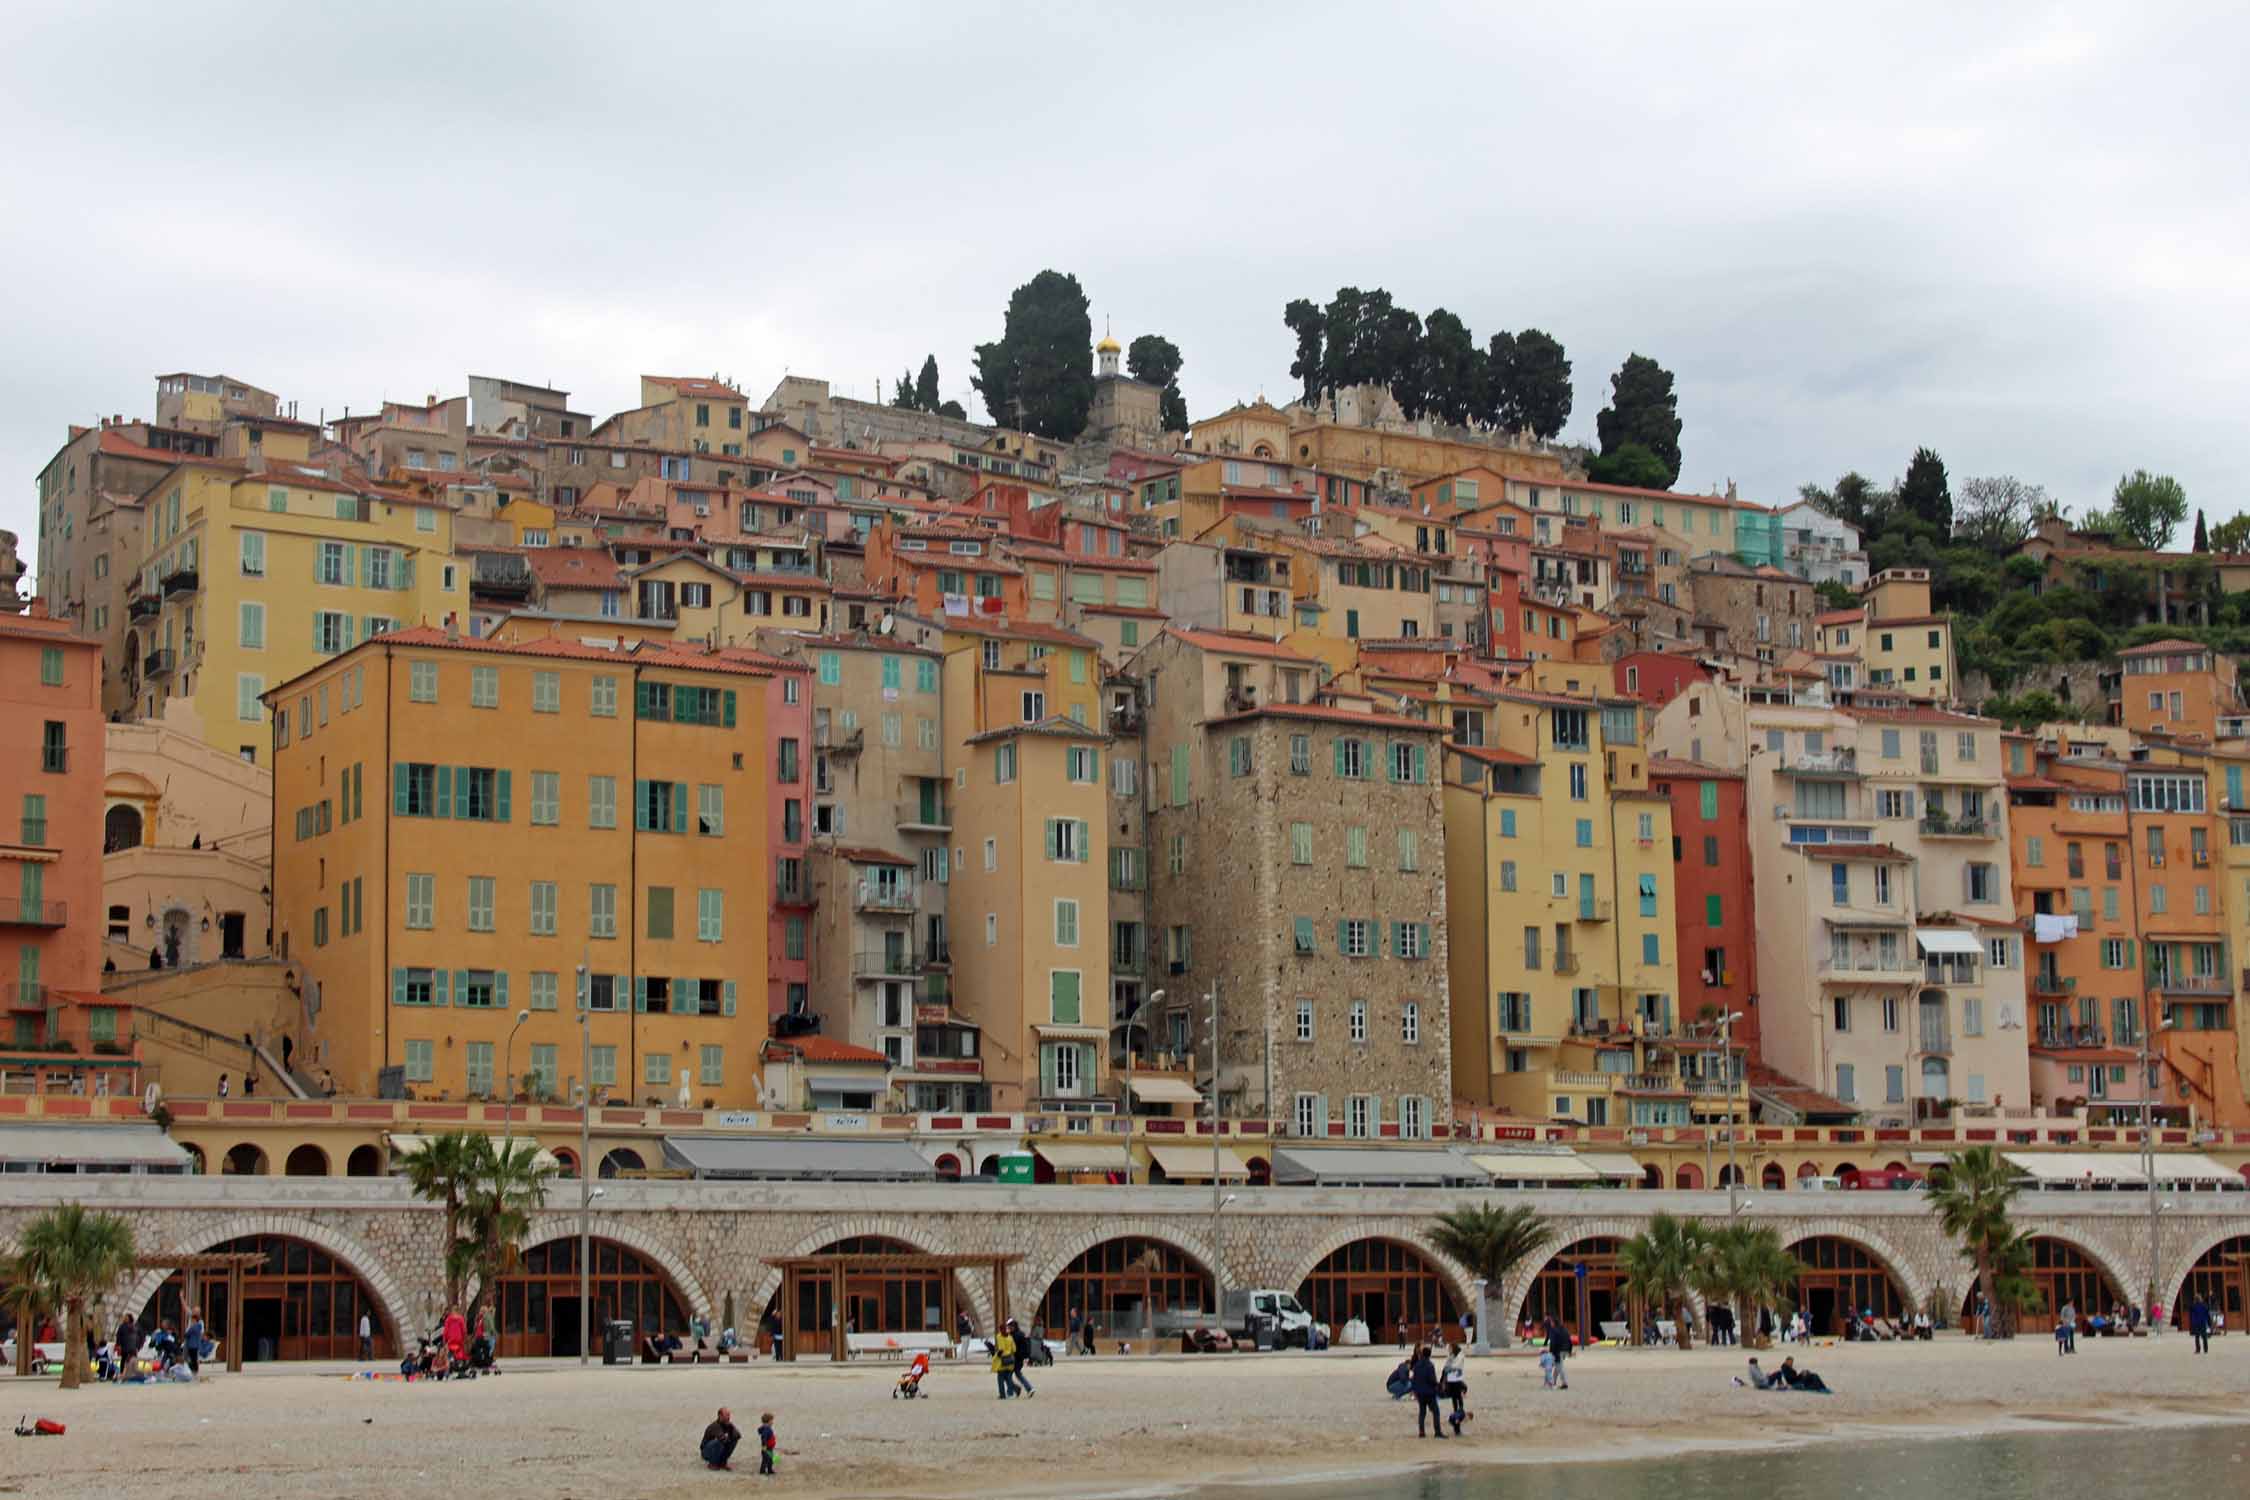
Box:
1248 1314 1275 1351
602 1319 635 1366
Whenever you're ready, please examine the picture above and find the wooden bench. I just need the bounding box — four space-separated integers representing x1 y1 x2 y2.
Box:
845 1331 951 1361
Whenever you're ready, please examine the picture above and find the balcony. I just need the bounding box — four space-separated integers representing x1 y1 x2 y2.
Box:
1920 813 1997 839
1917 1020 1952 1055
895 800 952 835
1575 899 1614 923
771 879 815 910
854 881 917 914
2 982 48 1012
126 591 159 621
1617 1071 1687 1094
161 565 200 598
1552 953 1580 976
1550 1069 1614 1090
0 897 66 928
2153 973 2228 996
142 649 177 678
1817 952 1917 981
1792 749 1859 776
2035 1025 2106 1051
473 557 534 599
2031 972 2076 996
1923 961 1981 987
854 945 924 979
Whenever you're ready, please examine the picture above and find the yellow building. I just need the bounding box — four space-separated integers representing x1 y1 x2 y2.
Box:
1860 568 1957 701
132 447 459 766
263 627 771 1106
1444 684 1710 1126
921 616 1111 1112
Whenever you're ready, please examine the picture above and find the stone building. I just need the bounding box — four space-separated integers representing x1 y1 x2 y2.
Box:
1079 334 1165 449
1686 554 1814 667
1134 626 1453 1139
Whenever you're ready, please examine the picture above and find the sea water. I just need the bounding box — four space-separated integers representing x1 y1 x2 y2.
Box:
1198 1422 2250 1500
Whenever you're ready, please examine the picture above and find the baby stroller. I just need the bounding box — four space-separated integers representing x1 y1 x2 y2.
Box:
892 1351 932 1398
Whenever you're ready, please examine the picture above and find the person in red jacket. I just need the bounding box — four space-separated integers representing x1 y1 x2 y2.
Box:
441 1305 468 1362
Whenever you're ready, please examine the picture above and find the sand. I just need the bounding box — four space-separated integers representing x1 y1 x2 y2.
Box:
6 1336 2246 1499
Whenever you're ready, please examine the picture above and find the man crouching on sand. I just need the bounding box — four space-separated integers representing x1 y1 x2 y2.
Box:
702 1406 743 1470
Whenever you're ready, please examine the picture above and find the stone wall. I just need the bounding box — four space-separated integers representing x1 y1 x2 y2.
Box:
6 1178 2233 1343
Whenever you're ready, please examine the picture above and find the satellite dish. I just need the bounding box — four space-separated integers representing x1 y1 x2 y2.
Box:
144 1081 163 1115
877 614 895 636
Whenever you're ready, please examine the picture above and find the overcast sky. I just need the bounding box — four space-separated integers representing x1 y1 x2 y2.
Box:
5 2 2245 581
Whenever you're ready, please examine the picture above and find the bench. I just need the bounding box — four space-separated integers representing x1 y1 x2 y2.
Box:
845 1332 952 1361
1597 1321 1630 1344
1654 1320 1679 1346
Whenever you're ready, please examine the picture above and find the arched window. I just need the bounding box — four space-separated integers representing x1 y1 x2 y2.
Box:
104 804 143 852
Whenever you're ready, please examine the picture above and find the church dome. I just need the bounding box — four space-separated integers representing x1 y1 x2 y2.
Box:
1095 334 1121 354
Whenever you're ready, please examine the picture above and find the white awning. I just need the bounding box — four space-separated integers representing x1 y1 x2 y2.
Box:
1124 1075 1202 1104
1915 929 1983 956
1573 1151 1650 1180
1148 1144 1250 1181
0 1125 191 1171
386 1133 560 1172
1469 1151 1597 1182
660 1135 935 1181
1910 1150 1954 1165
1033 1142 1127 1172
1271 1146 1484 1186
2005 1151 2145 1184
1033 1024 1110 1042
2149 1152 2243 1184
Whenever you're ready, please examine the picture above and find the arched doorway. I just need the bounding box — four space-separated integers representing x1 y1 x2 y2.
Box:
1641 1164 1663 1190
1761 1162 1786 1190
1521 1238 1627 1345
1796 1161 1821 1182
1958 1238 2122 1333
1676 1163 1703 1189
159 905 192 969
1246 1156 1272 1186
933 1152 962 1180
345 1145 382 1177
223 1143 267 1176
1788 1236 1906 1336
1717 1164 1745 1188
2172 1235 2250 1329
1834 1163 1860 1185
491 1236 689 1358
550 1148 579 1179
284 1144 327 1177
1296 1238 1460 1345
104 804 143 852
1040 1237 1211 1346
762 1236 965 1359
598 1147 645 1179
141 1234 390 1362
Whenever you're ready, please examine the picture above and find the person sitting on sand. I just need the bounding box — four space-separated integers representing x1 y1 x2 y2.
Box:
1776 1357 1831 1393
701 1406 742 1470
1734 1358 1780 1390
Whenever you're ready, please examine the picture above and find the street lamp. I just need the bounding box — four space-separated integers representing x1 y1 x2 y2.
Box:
502 1008 531 1162
1207 980 1225 1322
576 961 593 1367
1213 1191 1238 1333
1122 989 1164 1186
1714 1011 1745 1215
2139 1016 2176 1330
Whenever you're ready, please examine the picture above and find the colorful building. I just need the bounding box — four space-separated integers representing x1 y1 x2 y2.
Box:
1650 759 1761 1064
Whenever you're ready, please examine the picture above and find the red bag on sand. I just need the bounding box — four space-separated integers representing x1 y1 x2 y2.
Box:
33 1418 65 1435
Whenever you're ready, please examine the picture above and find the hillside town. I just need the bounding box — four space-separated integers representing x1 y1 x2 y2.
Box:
12 347 2250 1160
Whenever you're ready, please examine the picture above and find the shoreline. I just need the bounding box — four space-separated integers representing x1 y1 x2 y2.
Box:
9 1338 2246 1499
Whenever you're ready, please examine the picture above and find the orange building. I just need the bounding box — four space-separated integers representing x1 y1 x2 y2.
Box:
2 605 109 1089
2115 638 2241 743
862 521 1027 621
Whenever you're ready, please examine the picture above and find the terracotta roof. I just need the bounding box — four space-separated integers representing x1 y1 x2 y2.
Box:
271 624 780 687
1850 704 1989 727
644 375 743 400
1783 842 1911 862
963 716 1110 745
1077 604 1169 619
826 844 914 868
525 548 623 590
1648 757 1740 779
1162 625 1315 663
1208 703 1438 733
95 430 196 465
0 612 98 645
765 1035 889 1065
924 615 1097 648
1451 743 1538 767
1817 609 1863 626
2118 638 2213 656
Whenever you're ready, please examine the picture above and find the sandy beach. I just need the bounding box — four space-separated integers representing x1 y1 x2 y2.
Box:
5 1337 2246 1499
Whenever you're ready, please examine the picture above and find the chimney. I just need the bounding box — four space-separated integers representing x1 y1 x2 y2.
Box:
444 613 459 640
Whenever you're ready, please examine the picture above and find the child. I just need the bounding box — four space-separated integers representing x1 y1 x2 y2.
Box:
757 1412 777 1476
1539 1348 1558 1389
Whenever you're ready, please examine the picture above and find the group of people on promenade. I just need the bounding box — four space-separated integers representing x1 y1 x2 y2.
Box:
93 1311 212 1382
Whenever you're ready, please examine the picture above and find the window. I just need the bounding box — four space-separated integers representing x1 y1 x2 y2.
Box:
1335 738 1368 779
1500 860 1517 892
1641 933 1660 965
1293 917 1315 954
1021 690 1045 723
236 673 264 722
1398 829 1420 871
530 880 556 936
527 770 560 826
1833 995 1851 1031
996 743 1017 784
1067 746 1098 783
1395 922 1430 959
646 886 674 940
1400 1001 1421 1044
1389 742 1424 783
467 876 495 931
404 872 434 929
1349 1001 1368 1042
1112 757 1139 797
1054 899 1080 946
1229 736 1252 777
403 1039 434 1082
697 888 724 942
1290 822 1313 865
1289 735 1311 775
1569 763 1588 800
697 783 724 836
1045 818 1089 862
1340 918 1372 958
409 661 438 702
1831 863 1850 904
588 775 617 829
1835 1063 1856 1103
1965 862 1997 903
645 1053 671 1087
1639 873 1658 917
317 540 347 585
1345 827 1367 868
1575 818 1593 848
1296 1000 1314 1042
1294 1093 1326 1137
590 883 617 939
1346 1095 1375 1139
314 611 352 654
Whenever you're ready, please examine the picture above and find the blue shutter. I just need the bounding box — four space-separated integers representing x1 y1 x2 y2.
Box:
1044 820 1059 860
495 770 512 823
433 970 450 1007
722 980 737 1018
455 970 470 1008
671 782 688 834
1413 745 1427 783
435 765 452 818
634 780 650 832
393 763 409 815
391 968 406 1007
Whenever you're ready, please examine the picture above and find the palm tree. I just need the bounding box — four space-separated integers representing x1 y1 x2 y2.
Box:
1422 1202 1552 1347
1987 1227 2046 1337
1693 1222 1804 1348
1 1254 46 1377
13 1204 135 1390
1617 1211 1707 1348
453 1136 556 1329
1927 1145 2020 1339
400 1131 481 1309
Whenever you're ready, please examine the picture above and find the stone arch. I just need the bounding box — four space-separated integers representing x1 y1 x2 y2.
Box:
1280 1222 1477 1320
117 1213 411 1344
747 1217 981 1334
2161 1222 2250 1318
520 1217 711 1326
2016 1222 2141 1318
1502 1217 1658 1332
104 803 144 852
1019 1219 1218 1326
1777 1219 1930 1314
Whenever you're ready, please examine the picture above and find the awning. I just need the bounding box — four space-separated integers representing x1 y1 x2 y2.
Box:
1469 1151 1597 1182
1573 1151 1649 1180
1124 1075 1202 1104
1915 929 1982 956
1033 1142 1127 1172
1033 1024 1110 1042
2004 1151 2145 1185
1148 1144 1250 1181
1910 1150 1953 1165
386 1133 561 1172
661 1135 935 1182
0 1124 190 1171
804 1074 885 1093
2149 1152 2242 1184
1271 1146 1483 1187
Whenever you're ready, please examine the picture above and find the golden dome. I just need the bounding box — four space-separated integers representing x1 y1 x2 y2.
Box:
1096 335 1121 354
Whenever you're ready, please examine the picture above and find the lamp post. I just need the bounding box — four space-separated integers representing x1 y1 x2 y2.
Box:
502 1008 530 1161
2139 1015 2174 1331
1125 989 1164 1186
577 961 592 1366
1207 979 1224 1321
1717 1010 1744 1215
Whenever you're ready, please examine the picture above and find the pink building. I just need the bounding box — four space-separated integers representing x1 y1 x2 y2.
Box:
726 648 813 1020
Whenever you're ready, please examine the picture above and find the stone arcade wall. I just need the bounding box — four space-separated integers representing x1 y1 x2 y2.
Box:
2 1178 2239 1342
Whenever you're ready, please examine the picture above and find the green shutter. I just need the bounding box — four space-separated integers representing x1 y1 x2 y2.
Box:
393 763 409 815
634 977 649 1013
455 969 470 1007
358 546 371 588
494 971 509 1010
1336 920 1349 954
635 680 652 717
1333 740 1347 776
1038 1043 1058 1097
1073 819 1089 861
495 770 512 822
634 780 650 832
722 980 737 1018
1418 922 1432 955
671 782 688 834
391 968 407 1007
723 690 737 728
433 970 449 1007
1379 922 1391 957
1413 745 1428 783
1044 820 1059 860
435 765 453 818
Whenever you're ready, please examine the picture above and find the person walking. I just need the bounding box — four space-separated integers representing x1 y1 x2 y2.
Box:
991 1327 1019 1399
442 1304 468 1364
757 1412 778 1476
2057 1302 2077 1355
1006 1317 1036 1396
358 1309 372 1361
1440 1342 1469 1434
700 1407 742 1470
2190 1296 2214 1355
1544 1316 1571 1391
1408 1345 1447 1439
1067 1306 1083 1356
182 1310 206 1374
